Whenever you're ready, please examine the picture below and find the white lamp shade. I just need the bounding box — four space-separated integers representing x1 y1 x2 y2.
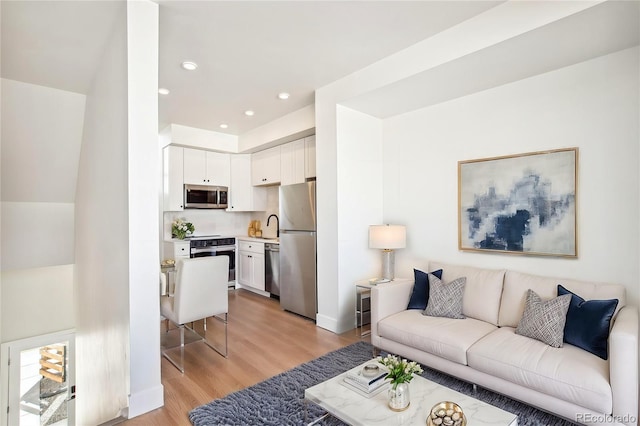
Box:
369 225 406 250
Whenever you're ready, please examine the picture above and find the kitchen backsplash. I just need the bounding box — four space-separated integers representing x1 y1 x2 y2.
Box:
163 186 280 240
250 186 279 239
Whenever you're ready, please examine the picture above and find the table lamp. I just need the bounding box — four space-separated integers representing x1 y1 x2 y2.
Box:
369 224 406 280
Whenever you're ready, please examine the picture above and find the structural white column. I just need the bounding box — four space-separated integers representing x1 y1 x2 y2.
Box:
126 0 164 418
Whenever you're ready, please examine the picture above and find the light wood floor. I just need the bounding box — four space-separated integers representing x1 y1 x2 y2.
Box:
122 289 364 426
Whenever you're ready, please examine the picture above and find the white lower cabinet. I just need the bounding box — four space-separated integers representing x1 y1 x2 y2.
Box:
163 240 190 260
237 241 265 291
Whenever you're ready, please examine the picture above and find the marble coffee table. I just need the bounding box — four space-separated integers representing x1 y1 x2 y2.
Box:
304 360 518 426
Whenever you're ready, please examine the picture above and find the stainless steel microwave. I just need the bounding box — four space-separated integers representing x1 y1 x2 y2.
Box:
184 184 228 209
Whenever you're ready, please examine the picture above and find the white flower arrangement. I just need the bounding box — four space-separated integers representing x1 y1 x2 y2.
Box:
377 354 423 389
171 218 194 239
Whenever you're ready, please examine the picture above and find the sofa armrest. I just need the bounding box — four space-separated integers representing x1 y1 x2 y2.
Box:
609 306 638 426
370 279 413 347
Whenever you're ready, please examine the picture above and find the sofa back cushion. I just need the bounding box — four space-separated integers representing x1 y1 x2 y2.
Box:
499 270 626 328
429 262 505 326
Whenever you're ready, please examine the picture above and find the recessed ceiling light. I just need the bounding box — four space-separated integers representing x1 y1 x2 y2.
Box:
158 88 170 95
244 110 255 116
278 92 290 100
220 124 228 129
181 61 198 71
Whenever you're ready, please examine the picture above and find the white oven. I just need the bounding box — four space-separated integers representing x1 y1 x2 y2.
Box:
189 236 236 286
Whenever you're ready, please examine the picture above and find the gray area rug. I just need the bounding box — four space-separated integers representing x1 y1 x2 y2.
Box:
189 341 574 426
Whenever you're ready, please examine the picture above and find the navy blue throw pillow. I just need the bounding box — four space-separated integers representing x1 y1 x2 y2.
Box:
407 269 443 310
557 284 618 360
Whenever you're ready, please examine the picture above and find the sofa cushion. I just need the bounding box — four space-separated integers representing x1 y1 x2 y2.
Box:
499 270 626 328
407 268 443 310
558 285 618 360
378 309 497 365
467 327 612 414
429 262 505 326
424 275 466 319
515 289 571 347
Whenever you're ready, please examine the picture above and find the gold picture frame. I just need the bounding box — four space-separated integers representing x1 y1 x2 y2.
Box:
458 148 578 258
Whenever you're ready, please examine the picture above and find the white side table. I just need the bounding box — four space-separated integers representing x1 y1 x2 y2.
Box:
354 278 412 338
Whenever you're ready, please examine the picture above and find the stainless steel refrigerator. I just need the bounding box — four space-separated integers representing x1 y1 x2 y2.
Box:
279 181 316 320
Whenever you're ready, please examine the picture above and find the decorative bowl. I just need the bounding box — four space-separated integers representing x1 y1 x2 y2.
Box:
362 363 381 378
427 401 466 426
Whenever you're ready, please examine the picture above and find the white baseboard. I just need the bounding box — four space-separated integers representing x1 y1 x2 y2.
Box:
316 313 354 334
127 384 164 419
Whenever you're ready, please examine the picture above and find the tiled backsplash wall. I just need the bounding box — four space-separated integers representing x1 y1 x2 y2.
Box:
162 186 280 240
251 186 279 239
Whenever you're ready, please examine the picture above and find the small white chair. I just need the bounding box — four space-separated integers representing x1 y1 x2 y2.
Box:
160 256 229 372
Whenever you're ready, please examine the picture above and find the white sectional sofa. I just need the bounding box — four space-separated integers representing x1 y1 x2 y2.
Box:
370 261 639 426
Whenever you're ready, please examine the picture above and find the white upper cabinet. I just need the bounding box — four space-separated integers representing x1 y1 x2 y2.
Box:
305 135 316 179
252 146 281 186
205 151 231 186
280 138 306 186
228 154 266 211
183 148 230 186
163 145 184 211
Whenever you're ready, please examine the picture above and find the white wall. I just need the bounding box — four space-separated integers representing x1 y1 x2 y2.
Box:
0 79 85 341
320 106 383 332
75 2 163 423
384 47 640 307
74 2 130 423
162 123 238 152
0 79 85 204
239 104 315 152
126 0 163 418
1 265 74 342
314 1 633 334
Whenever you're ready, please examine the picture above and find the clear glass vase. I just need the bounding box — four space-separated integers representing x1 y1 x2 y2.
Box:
388 382 410 411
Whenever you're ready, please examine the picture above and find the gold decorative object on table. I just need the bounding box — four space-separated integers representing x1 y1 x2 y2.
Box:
427 401 466 426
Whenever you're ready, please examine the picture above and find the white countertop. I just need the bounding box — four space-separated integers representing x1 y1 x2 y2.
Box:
236 235 279 244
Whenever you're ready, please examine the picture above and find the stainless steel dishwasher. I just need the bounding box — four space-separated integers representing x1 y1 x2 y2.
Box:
265 243 280 297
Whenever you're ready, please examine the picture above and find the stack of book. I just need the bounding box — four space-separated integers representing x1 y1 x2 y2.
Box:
343 364 388 394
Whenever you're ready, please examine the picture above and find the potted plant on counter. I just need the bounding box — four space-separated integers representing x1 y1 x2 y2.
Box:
172 218 194 240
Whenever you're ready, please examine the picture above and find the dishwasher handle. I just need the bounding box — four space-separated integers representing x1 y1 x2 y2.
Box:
265 244 279 252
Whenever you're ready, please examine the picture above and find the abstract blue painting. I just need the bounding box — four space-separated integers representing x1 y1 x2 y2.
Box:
458 148 577 257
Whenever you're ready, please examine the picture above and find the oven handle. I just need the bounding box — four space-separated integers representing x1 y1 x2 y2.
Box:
190 246 236 254
190 247 217 255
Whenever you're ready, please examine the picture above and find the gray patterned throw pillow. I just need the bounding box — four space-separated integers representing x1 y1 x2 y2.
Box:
515 289 571 348
423 275 466 319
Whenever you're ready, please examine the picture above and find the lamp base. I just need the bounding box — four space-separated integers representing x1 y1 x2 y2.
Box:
381 249 395 280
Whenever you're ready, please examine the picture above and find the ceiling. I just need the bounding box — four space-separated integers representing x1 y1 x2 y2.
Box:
1 0 503 136
344 0 640 119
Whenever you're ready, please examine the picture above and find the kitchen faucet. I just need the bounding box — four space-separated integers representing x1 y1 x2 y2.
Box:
267 214 279 237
